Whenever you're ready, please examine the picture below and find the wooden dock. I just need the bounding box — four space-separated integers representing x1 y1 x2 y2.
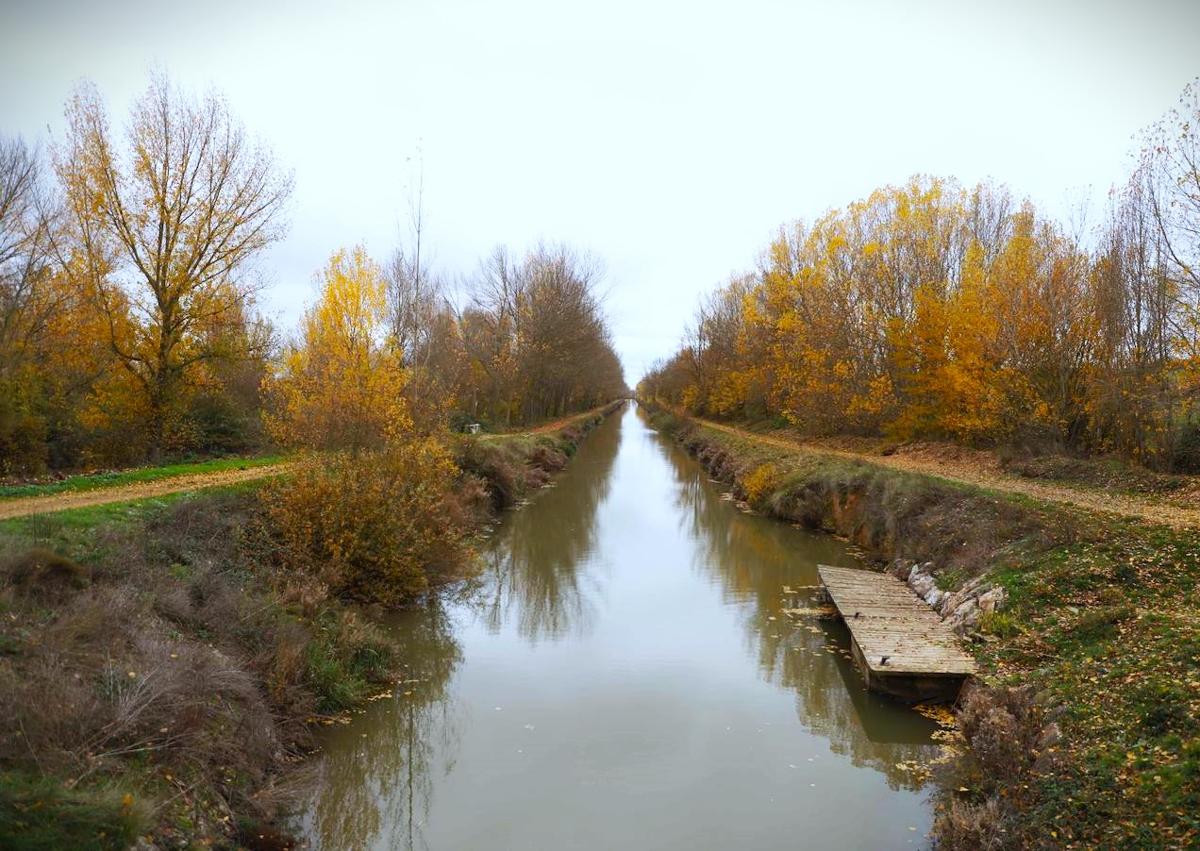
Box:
817 565 977 703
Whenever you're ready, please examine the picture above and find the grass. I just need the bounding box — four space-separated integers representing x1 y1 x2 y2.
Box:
975 522 1200 847
0 488 399 848
648 404 1200 849
0 770 144 851
0 477 272 541
0 453 285 500
455 402 619 508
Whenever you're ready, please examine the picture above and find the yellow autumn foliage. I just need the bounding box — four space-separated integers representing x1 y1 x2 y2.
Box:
743 462 780 506
264 439 467 606
261 246 472 605
265 246 410 452
641 169 1200 469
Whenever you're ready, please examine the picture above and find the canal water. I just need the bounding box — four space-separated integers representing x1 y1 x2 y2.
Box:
292 403 938 849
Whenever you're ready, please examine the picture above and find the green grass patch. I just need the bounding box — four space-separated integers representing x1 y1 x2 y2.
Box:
0 454 285 500
302 611 396 713
979 610 1021 638
0 770 145 851
0 480 273 545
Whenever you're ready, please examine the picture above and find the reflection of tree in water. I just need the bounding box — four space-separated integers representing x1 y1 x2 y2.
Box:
477 413 623 643
304 601 463 851
653 420 939 791
302 414 624 848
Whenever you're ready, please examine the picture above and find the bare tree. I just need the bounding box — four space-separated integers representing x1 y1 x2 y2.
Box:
1143 78 1200 358
453 243 622 426
386 246 445 366
386 151 445 365
0 136 58 374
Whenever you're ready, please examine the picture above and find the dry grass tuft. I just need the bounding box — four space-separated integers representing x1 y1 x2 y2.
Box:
1 547 90 601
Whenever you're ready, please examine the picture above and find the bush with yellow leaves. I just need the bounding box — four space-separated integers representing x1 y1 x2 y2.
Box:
264 438 469 606
742 462 780 506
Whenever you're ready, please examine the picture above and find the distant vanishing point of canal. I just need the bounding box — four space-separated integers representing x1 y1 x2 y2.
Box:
292 403 939 850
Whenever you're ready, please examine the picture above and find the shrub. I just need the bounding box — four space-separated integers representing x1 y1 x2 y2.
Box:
1071 603 1135 640
1 549 91 601
455 439 525 509
0 492 406 846
742 462 780 505
1168 417 1200 473
529 443 568 472
931 685 1046 849
932 796 1013 851
264 439 468 606
979 610 1020 638
958 685 1042 783
0 381 48 476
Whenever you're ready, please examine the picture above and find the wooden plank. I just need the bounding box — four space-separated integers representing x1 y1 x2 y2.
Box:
817 565 977 678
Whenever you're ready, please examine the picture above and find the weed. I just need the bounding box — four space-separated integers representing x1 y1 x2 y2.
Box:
979 610 1020 638
0 491 398 847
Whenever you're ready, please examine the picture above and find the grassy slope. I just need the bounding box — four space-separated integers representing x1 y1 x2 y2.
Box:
454 402 623 509
0 488 398 849
647 407 1199 850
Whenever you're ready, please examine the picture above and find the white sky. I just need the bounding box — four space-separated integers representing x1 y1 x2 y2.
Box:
2 0 1198 382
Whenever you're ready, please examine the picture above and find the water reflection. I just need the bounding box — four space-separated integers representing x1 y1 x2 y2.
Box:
295 404 936 850
299 602 462 850
654 412 937 787
478 415 622 643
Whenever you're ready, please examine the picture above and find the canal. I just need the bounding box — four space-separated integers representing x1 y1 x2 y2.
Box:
292 402 939 849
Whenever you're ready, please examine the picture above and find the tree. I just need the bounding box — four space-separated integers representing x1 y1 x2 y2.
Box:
266 246 409 452
0 137 57 353
1143 78 1200 360
55 74 292 453
454 244 625 427
0 136 58 470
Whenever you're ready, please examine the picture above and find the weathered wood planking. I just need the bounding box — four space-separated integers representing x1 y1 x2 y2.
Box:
817 564 976 701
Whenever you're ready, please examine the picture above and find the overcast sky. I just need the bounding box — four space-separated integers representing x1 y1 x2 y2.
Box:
2 0 1198 382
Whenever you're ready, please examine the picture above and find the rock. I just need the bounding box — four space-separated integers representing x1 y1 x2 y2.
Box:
978 586 1007 615
938 575 990 617
945 597 980 633
889 558 915 580
909 570 936 597
924 588 945 608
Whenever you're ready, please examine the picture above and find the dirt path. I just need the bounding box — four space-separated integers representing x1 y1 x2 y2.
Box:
695 418 1200 530
480 403 618 439
0 464 294 521
0 405 626 521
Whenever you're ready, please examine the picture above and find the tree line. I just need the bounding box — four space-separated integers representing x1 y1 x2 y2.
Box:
640 80 1200 470
0 74 626 475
